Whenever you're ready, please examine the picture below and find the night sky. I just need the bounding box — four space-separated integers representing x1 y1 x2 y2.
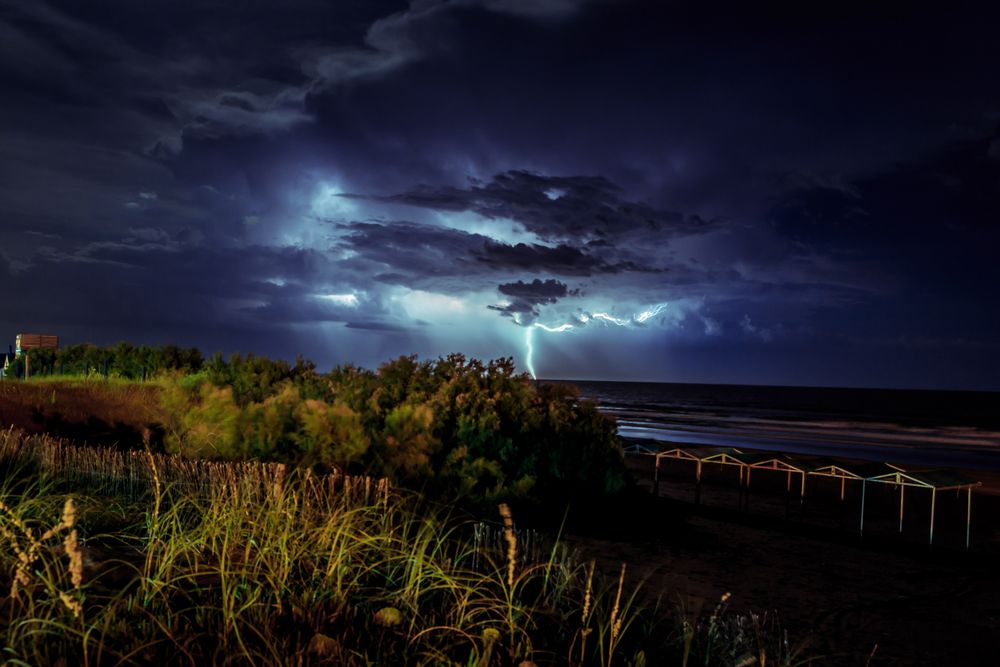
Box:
2 1 999 389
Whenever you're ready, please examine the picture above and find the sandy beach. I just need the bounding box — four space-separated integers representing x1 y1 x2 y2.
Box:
566 456 1000 665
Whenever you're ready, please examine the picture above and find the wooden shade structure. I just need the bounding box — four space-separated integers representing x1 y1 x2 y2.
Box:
630 444 982 548
860 468 979 547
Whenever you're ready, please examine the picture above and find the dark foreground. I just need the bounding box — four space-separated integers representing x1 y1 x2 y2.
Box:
580 456 1000 665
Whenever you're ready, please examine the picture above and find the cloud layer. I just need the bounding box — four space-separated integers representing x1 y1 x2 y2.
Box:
1 0 999 388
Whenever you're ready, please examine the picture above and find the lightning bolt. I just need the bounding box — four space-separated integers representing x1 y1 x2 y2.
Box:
525 326 536 379
525 322 574 379
635 303 669 323
519 302 672 378
591 312 630 326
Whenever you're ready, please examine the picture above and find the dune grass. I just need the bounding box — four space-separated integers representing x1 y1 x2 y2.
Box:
0 429 812 665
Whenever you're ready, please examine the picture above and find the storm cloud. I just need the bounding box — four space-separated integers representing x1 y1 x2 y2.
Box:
366 170 716 243
1 0 999 388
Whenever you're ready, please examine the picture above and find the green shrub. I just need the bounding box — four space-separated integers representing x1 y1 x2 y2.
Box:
294 398 369 468
27 347 626 507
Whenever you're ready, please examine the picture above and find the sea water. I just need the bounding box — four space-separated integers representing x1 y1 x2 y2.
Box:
547 380 1000 470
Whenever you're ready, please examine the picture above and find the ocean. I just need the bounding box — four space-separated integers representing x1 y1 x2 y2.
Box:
546 380 1000 471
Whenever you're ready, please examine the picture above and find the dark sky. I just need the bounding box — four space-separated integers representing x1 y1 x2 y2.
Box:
2 0 999 389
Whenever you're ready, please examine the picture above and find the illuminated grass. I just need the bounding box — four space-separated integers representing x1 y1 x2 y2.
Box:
0 430 811 665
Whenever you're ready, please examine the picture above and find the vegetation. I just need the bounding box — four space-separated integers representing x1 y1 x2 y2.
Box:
5 342 203 381
8 347 627 509
0 429 809 666
0 344 811 664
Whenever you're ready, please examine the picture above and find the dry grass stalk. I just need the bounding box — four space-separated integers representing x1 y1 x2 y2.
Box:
273 463 286 498
578 559 596 664
608 562 627 664
0 494 83 617
582 559 595 623
64 527 83 588
499 503 517 587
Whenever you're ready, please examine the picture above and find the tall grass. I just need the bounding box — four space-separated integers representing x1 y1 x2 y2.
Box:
0 429 811 665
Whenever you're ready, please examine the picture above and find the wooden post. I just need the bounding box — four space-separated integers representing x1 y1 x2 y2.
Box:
840 476 846 502
25 354 30 381
799 470 806 506
929 488 936 545
899 483 905 533
745 466 752 512
695 460 702 505
653 456 660 497
784 469 792 517
737 464 744 510
966 487 972 550
860 479 867 536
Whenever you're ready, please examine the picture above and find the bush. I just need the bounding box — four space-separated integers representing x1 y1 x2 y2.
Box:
156 352 627 508
6 344 628 508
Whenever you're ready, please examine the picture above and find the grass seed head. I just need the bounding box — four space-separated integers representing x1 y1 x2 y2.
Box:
61 498 76 529
499 503 517 587
64 529 84 588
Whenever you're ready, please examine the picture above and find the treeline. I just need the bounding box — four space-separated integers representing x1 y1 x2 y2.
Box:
6 342 203 379
165 353 626 506
7 343 628 506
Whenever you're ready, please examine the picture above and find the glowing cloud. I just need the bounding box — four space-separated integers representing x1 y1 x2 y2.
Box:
310 182 358 220
393 289 471 321
319 293 360 307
